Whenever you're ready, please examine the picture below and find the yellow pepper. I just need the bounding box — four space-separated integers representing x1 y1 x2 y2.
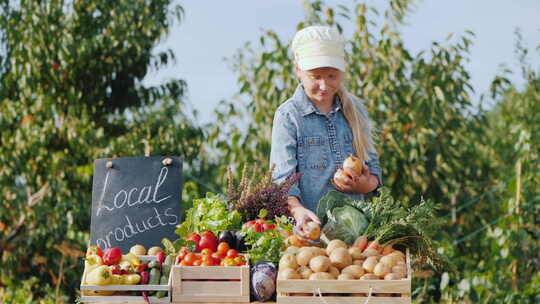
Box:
121 253 141 266
111 274 124 285
123 273 141 285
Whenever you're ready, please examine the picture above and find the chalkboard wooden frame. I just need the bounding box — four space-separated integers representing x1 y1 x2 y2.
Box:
89 156 182 251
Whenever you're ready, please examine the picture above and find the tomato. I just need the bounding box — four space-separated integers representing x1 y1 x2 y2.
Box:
184 253 197 265
201 248 213 256
102 248 122 265
179 260 192 266
178 248 189 259
211 252 223 264
262 223 275 231
217 242 230 255
226 249 238 259
193 259 202 266
252 222 264 232
222 257 237 267
199 232 218 252
86 246 103 257
201 260 214 267
201 255 214 264
233 256 245 265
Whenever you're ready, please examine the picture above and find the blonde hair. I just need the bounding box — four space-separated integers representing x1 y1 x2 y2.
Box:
337 87 374 164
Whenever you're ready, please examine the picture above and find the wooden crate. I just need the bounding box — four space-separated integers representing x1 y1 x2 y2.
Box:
171 265 250 303
80 255 171 303
276 249 412 304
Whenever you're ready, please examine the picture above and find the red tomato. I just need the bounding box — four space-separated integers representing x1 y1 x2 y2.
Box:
252 223 264 232
199 233 218 252
102 248 122 265
211 252 223 264
86 246 103 257
178 248 189 259
193 259 202 266
217 242 230 255
262 223 275 230
226 249 238 259
233 256 245 265
179 260 192 266
201 261 214 267
201 255 214 264
184 253 197 265
201 248 213 256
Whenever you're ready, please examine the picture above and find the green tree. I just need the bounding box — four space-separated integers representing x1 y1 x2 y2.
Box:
0 1 207 302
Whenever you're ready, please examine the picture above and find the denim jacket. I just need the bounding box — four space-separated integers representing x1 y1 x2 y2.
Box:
270 85 382 212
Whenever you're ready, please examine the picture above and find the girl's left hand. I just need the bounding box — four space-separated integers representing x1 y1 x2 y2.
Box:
332 164 378 194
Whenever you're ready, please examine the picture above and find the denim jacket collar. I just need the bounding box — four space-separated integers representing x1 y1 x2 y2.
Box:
293 85 341 116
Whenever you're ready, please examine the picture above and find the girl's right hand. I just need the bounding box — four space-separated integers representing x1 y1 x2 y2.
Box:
288 196 321 239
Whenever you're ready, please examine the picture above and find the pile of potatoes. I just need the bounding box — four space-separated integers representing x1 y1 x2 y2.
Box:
277 239 408 281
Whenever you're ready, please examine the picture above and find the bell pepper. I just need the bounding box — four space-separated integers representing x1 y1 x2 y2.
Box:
111 274 124 285
123 273 141 285
86 265 112 285
84 254 103 274
103 247 122 265
119 261 135 274
121 253 141 266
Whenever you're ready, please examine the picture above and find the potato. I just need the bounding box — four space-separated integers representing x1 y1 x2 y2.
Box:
381 245 395 255
360 274 380 280
129 244 146 256
309 272 335 280
348 247 362 260
279 253 299 270
353 259 365 266
379 255 397 268
361 248 380 258
373 263 391 278
328 266 340 278
384 273 404 280
297 266 313 279
308 246 325 257
326 239 347 255
286 246 300 255
329 247 352 270
278 268 301 280
147 246 163 256
392 264 407 275
362 256 379 273
286 235 307 247
309 255 331 273
340 265 364 279
296 249 316 266
337 273 355 280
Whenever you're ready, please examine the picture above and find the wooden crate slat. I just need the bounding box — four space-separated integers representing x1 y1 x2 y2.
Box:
277 295 411 304
173 296 250 303
181 281 242 296
80 295 170 303
81 284 169 291
277 279 411 293
179 266 244 279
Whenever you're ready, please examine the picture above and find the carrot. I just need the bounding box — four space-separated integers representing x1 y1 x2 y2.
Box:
353 235 368 252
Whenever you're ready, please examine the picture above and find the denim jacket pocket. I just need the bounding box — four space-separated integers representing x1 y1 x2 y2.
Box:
298 136 329 170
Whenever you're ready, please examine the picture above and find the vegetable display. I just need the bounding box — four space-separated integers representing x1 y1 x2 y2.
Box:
82 244 170 298
317 188 449 271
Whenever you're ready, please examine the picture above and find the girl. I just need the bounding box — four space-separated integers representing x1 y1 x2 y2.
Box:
270 25 382 237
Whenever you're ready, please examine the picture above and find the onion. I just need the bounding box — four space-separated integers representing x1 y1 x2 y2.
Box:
392 264 407 275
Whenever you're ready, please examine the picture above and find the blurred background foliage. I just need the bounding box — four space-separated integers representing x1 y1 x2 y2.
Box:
0 0 538 303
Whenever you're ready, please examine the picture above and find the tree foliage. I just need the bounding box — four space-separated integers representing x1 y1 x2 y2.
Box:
0 1 207 302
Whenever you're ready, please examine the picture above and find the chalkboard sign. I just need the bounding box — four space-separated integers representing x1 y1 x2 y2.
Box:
90 156 182 251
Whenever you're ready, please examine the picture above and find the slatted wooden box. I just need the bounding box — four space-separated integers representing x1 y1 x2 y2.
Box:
171 264 250 303
276 249 412 304
80 255 171 303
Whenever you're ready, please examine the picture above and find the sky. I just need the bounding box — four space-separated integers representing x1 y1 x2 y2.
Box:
144 0 540 124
